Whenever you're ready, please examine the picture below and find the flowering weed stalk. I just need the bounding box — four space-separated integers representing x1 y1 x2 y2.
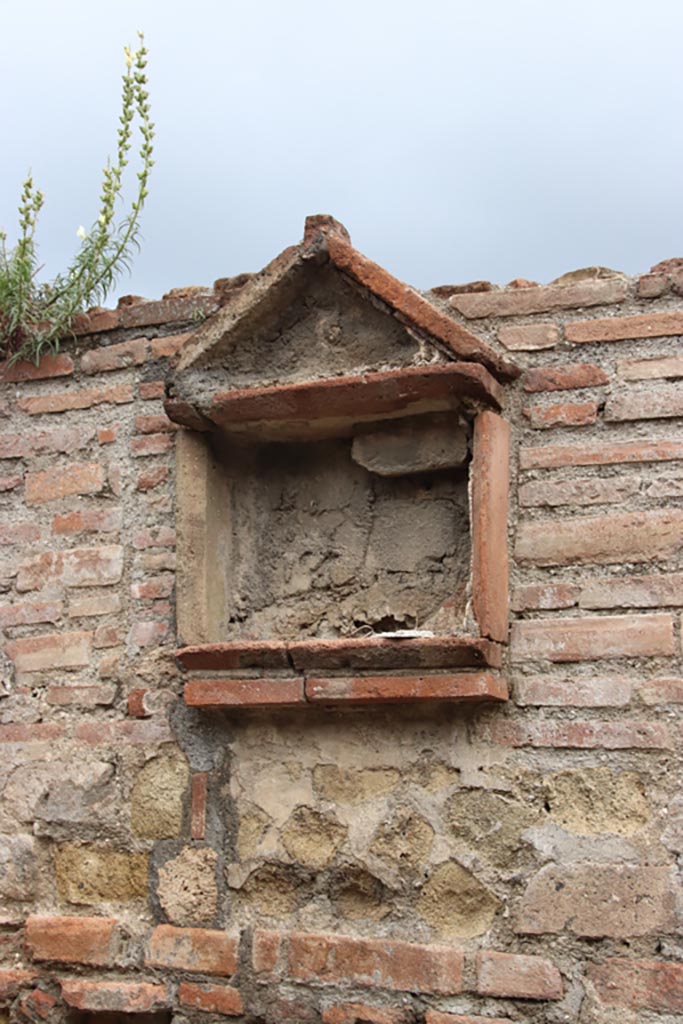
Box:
0 32 154 363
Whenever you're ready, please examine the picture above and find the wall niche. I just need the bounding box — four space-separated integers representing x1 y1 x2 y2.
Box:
166 215 516 709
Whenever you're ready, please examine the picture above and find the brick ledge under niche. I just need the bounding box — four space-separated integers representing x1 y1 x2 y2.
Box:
177 636 508 709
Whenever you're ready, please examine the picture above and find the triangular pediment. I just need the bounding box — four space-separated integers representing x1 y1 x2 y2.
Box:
167 216 518 436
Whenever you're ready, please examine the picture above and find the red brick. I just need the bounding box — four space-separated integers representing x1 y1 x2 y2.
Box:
52 507 122 536
0 969 37 1001
97 426 118 444
284 931 463 995
517 865 676 937
497 323 559 351
425 1014 511 1024
639 677 683 704
0 723 64 742
0 353 74 381
516 509 683 566
16 987 58 1019
139 380 166 399
17 383 134 415
515 674 631 707
93 623 122 648
324 1004 408 1024
130 433 174 456
68 593 120 618
150 332 193 359
121 293 217 329
477 719 671 749
476 950 563 1000
511 582 580 611
511 613 674 662
0 473 22 492
74 719 172 745
0 600 61 628
72 308 122 335
130 574 174 600
60 979 169 1013
618 354 683 381
132 527 176 549
80 337 149 374
305 673 507 705
24 915 119 966
46 684 116 707
186 677 305 708
136 465 170 491
637 272 669 298
0 426 94 459
580 572 683 609
127 688 149 717
208 364 504 430
519 438 683 470
17 544 123 592
145 924 238 976
25 462 105 505
450 278 628 318
567 310 683 343
128 621 170 648
588 957 683 1012
191 772 209 840
178 981 243 1016
471 411 509 642
0 522 41 545
253 930 282 972
5 631 91 673
523 363 608 392
518 474 639 508
523 400 598 429
605 384 683 422
135 413 175 434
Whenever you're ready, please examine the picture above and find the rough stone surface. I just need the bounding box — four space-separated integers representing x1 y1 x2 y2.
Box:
54 845 148 904
281 807 347 868
544 768 650 835
131 749 189 838
351 415 468 476
416 860 500 937
156 846 219 924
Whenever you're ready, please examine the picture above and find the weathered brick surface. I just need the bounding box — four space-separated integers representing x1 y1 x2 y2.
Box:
522 399 598 429
566 309 683 342
255 930 463 995
5 630 91 673
17 545 123 591
25 462 105 505
178 981 243 1015
451 278 628 317
516 509 683 565
518 474 640 507
511 614 674 662
587 957 683 1012
24 916 119 966
514 674 632 707
523 362 608 392
17 382 134 414
605 383 683 421
519 437 683 469
477 720 672 749
324 1003 409 1024
60 979 170 1012
517 865 676 937
475 950 563 1000
497 323 559 350
80 337 148 374
145 925 239 976
0 353 74 381
618 353 683 380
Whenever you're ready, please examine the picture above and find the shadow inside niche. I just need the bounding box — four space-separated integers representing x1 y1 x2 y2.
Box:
66 1014 172 1024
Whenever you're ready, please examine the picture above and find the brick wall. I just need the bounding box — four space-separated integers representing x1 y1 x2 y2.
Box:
1 259 682 1022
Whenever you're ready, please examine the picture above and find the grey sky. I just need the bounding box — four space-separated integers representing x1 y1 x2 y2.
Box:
2 0 682 302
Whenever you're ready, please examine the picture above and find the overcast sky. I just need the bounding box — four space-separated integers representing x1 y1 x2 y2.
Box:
2 0 682 302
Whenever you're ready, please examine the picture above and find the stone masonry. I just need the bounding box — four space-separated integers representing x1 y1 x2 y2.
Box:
0 225 682 1023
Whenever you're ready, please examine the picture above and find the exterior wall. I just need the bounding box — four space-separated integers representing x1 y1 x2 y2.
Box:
0 265 682 1022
